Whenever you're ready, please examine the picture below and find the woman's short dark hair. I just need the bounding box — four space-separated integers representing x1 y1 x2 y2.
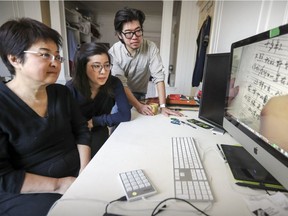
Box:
72 42 114 100
114 7 145 37
0 17 62 75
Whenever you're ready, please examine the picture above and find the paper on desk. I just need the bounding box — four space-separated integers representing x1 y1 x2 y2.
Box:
244 192 288 216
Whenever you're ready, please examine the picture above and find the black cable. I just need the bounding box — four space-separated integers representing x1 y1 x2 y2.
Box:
152 204 167 215
104 196 127 216
151 197 210 216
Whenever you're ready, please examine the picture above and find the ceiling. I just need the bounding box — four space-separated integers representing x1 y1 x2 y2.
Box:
74 0 164 16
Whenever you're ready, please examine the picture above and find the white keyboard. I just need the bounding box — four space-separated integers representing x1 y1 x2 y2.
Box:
172 137 214 201
119 169 157 201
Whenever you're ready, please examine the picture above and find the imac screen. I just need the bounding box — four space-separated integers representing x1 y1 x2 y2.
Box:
223 24 288 190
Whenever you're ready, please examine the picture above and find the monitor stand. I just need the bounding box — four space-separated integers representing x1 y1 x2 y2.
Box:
220 144 287 192
212 127 225 135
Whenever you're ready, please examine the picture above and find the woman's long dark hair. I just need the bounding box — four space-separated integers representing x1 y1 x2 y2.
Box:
72 43 114 100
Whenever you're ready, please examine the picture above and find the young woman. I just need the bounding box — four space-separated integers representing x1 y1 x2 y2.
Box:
66 43 131 157
0 18 91 216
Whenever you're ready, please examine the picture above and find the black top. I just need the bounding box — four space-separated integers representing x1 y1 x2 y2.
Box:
66 76 131 129
0 82 90 194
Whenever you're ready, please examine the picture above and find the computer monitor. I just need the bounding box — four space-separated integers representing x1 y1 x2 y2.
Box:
198 53 230 134
223 23 288 190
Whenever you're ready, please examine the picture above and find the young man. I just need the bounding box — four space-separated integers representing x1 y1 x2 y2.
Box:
109 7 182 117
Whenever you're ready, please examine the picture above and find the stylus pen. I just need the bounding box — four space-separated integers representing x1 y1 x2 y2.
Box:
216 144 227 162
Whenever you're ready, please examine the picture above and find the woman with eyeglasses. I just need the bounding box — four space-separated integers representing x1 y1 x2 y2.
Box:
109 7 182 117
0 18 91 216
66 43 131 157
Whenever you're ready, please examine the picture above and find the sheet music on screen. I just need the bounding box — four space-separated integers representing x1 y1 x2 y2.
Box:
227 35 288 157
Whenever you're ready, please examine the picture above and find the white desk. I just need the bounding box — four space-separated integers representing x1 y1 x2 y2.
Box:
48 110 265 216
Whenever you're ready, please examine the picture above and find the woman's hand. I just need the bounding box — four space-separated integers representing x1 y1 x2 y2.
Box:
136 103 154 116
21 173 76 195
87 119 93 131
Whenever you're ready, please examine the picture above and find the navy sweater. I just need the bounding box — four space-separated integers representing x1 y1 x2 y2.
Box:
66 76 131 128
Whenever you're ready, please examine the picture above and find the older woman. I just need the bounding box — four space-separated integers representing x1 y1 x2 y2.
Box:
0 18 91 216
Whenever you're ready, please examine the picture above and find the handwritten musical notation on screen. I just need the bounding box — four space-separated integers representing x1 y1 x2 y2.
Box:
230 36 288 131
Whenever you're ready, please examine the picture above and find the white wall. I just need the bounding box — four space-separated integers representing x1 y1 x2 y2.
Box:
210 0 288 54
0 2 16 78
213 1 261 53
160 1 174 86
170 0 199 96
94 12 117 46
257 0 288 32
49 0 68 84
0 1 42 79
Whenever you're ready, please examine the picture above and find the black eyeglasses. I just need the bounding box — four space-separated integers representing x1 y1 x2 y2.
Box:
91 63 113 73
121 29 143 39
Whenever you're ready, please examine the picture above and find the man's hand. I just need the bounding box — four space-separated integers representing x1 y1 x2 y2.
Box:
160 107 183 117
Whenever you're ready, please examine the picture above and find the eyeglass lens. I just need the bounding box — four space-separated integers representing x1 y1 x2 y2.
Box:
24 51 64 63
122 29 143 39
91 64 112 73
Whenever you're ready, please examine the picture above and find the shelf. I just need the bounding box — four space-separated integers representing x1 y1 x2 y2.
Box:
65 8 81 24
64 5 102 69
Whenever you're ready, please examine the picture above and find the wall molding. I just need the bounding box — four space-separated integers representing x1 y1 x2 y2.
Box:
208 0 223 53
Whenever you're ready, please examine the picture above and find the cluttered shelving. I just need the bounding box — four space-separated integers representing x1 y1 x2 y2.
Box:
65 7 100 44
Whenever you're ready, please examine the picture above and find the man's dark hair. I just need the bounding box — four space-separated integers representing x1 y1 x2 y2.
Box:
0 17 62 75
114 7 145 42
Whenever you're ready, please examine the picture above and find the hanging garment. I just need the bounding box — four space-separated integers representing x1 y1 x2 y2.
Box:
66 28 79 75
192 16 211 87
